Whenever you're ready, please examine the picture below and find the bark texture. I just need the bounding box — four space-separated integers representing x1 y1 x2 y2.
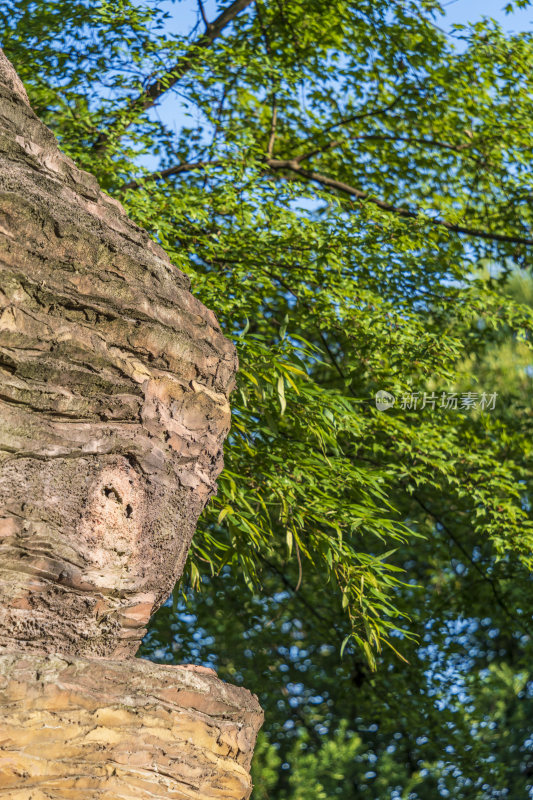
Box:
0 49 238 659
0 51 262 800
0 652 262 799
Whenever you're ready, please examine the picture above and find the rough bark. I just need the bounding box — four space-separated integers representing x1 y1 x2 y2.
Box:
0 653 262 799
0 51 262 800
0 49 238 659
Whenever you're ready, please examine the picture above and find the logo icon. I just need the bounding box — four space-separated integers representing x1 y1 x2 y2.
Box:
375 390 395 411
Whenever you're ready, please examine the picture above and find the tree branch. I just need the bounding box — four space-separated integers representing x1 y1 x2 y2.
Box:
292 139 343 164
92 0 255 154
295 134 478 166
118 152 533 248
255 1 278 158
267 95 278 157
412 493 529 636
280 128 485 173
197 0 211 32
119 160 221 190
264 158 533 246
319 93 406 135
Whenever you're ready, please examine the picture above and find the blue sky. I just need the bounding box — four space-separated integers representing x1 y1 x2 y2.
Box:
137 0 532 174
158 0 533 38
443 0 532 31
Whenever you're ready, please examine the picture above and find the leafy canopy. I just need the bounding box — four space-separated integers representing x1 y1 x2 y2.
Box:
3 1 533 796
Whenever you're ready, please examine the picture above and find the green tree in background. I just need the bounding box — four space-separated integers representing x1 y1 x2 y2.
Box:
2 0 533 796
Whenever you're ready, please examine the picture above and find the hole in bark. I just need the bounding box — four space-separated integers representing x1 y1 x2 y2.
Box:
125 453 142 473
103 486 122 503
125 504 133 518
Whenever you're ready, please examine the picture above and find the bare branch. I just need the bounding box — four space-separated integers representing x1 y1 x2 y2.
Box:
197 0 211 31
290 133 484 171
136 0 254 111
356 133 475 153
412 493 528 636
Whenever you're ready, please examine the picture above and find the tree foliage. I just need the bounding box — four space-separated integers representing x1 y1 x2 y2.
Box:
2 0 533 796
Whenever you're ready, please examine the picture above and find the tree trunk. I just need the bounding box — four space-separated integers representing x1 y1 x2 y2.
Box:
0 50 262 799
0 653 263 799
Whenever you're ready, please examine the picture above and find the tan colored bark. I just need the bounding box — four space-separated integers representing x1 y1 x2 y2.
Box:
0 652 262 799
0 51 262 799
0 49 237 658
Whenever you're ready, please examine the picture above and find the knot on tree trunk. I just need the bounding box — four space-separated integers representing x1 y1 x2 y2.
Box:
0 50 262 800
0 49 237 659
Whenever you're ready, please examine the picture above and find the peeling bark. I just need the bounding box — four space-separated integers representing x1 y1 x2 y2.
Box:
0 653 262 799
0 49 238 658
0 51 262 799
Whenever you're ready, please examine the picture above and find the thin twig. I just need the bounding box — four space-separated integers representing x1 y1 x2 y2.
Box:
295 540 303 592
197 0 211 31
267 95 278 157
119 160 220 190
412 493 529 636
